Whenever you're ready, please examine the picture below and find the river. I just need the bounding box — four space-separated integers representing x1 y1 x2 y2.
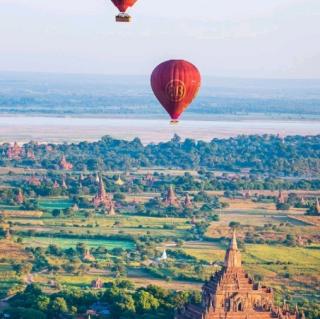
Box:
0 116 319 144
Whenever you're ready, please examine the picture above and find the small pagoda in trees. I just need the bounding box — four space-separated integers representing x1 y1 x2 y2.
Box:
53 181 60 189
60 155 73 170
115 175 124 186
28 175 41 186
277 190 286 204
26 149 36 160
7 142 22 160
91 277 103 289
62 177 68 189
107 202 116 216
163 185 180 207
83 249 95 262
92 175 114 210
315 197 320 215
16 189 25 205
183 193 193 208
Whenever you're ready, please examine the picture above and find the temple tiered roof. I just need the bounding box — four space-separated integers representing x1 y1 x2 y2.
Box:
176 231 303 319
60 155 73 170
92 175 114 210
163 185 180 207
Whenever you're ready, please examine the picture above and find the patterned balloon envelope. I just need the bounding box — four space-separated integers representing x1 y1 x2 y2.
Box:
151 60 201 123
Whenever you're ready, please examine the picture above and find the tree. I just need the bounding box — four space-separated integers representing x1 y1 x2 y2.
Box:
5 307 46 319
134 290 160 313
35 295 50 312
49 297 68 314
112 293 136 317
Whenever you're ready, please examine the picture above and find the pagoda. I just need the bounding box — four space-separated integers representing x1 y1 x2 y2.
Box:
315 197 320 215
143 172 154 186
7 142 22 160
184 193 193 208
26 149 36 160
92 175 114 210
163 185 180 207
176 231 303 319
244 190 251 199
277 190 286 204
107 202 117 216
91 278 104 289
115 175 124 186
53 181 60 189
60 155 73 170
83 249 95 262
16 189 25 204
28 175 41 186
62 177 68 189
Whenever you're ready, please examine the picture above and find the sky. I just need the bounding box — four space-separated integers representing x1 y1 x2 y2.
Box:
0 0 319 78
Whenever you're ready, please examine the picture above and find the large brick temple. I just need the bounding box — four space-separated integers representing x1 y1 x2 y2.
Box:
176 231 304 319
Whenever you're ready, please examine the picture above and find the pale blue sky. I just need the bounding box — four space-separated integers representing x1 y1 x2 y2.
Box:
0 0 319 78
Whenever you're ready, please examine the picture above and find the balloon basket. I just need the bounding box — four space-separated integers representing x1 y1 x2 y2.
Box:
116 13 132 23
170 120 179 125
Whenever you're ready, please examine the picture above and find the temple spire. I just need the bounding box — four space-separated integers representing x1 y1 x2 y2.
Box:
230 229 238 250
224 229 242 269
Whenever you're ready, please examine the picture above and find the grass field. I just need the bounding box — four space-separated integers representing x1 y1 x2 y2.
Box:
0 189 319 305
18 237 135 250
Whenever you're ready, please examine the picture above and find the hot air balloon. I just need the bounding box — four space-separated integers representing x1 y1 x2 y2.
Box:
111 0 138 22
151 60 201 123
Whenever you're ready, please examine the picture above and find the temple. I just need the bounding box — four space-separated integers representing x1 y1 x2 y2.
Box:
62 177 68 189
53 181 60 189
92 175 114 210
107 202 116 216
163 185 180 207
16 189 25 204
60 155 73 170
277 190 286 204
115 175 124 186
315 197 320 215
7 142 22 160
175 231 304 319
26 149 36 160
184 193 193 208
28 175 41 186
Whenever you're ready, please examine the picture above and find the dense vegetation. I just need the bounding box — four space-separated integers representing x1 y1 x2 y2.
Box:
8 282 200 319
1 135 320 177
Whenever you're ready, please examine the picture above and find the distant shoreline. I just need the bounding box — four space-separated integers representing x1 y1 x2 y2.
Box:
0 115 319 145
1 113 320 122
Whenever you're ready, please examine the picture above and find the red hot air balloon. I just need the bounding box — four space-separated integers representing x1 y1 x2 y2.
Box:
151 60 201 123
111 0 138 22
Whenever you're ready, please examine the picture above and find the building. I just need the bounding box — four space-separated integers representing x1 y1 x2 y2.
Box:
28 175 42 186
60 155 73 170
315 197 320 215
277 190 286 204
163 185 180 207
91 278 104 289
92 175 114 210
62 177 68 189
16 189 25 204
115 175 125 186
107 202 117 216
83 249 95 262
53 181 60 189
175 231 304 319
7 142 22 160
184 193 193 208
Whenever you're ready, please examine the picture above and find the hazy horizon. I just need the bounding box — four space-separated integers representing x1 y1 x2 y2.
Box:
1 0 319 79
